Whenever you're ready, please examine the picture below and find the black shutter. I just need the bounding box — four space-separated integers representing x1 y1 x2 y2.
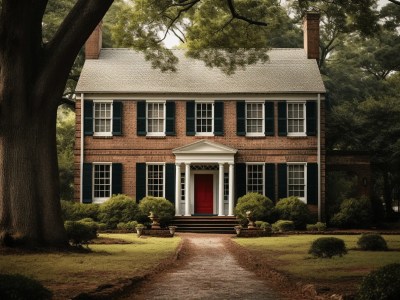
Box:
84 100 93 136
265 101 274 136
214 101 224 136
236 101 245 136
166 101 176 136
112 163 123 195
165 163 175 204
306 101 317 136
278 101 287 136
186 101 195 136
82 163 92 203
307 163 318 205
137 101 146 136
265 163 275 202
112 101 123 136
136 163 146 202
277 163 287 200
236 163 246 199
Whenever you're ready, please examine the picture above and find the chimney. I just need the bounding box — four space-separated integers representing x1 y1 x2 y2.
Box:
85 22 102 59
303 12 320 60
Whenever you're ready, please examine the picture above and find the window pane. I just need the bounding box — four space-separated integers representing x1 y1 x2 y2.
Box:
94 103 112 133
147 164 164 197
247 164 264 194
147 103 165 133
287 103 305 134
196 103 213 133
93 164 111 198
246 103 263 134
288 165 305 199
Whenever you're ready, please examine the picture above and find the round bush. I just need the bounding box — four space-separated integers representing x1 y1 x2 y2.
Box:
0 274 52 300
357 234 388 251
64 220 97 246
138 196 175 227
309 237 347 258
234 193 274 224
306 224 317 231
357 263 400 300
274 197 312 229
60 200 99 221
272 220 295 232
330 197 372 229
98 194 140 229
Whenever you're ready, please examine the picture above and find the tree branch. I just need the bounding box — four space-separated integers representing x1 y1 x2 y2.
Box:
226 0 268 26
388 0 400 5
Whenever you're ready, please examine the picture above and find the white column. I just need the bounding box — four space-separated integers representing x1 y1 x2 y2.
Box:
184 163 191 216
175 163 181 216
218 163 225 216
228 163 234 216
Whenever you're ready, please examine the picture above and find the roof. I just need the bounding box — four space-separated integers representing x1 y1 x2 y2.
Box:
76 48 326 94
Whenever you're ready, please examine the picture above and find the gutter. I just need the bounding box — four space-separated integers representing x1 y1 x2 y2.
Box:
80 93 85 203
317 93 321 221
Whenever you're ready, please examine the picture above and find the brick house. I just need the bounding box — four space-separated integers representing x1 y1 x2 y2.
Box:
74 13 326 220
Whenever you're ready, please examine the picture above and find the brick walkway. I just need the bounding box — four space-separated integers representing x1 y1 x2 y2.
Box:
121 234 282 300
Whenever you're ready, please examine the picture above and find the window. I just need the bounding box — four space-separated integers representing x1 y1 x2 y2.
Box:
288 164 306 200
94 102 112 136
147 102 165 135
287 102 306 136
93 164 111 200
246 102 264 135
196 102 213 134
247 164 264 194
147 164 165 197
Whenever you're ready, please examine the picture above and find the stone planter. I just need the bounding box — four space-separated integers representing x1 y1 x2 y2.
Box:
234 226 242 236
136 227 144 237
168 226 177 236
149 212 160 229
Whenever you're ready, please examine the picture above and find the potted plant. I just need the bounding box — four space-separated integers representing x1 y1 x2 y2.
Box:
168 226 177 236
234 225 242 236
136 224 145 237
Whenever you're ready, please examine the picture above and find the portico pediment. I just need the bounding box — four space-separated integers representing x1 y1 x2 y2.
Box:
173 140 237 155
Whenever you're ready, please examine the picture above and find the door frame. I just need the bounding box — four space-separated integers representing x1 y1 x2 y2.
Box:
190 170 218 215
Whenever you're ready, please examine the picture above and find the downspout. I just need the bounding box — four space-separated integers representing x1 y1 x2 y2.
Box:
80 93 85 203
317 93 321 221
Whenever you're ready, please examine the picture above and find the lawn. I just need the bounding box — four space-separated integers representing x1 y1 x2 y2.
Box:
0 234 181 299
233 235 400 296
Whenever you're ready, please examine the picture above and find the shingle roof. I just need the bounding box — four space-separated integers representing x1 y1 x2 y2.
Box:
76 49 325 94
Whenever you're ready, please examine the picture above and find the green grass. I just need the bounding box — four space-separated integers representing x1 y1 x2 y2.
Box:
0 234 181 298
234 235 400 281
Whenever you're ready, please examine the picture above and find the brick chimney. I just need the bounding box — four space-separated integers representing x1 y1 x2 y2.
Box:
85 22 102 59
303 12 320 60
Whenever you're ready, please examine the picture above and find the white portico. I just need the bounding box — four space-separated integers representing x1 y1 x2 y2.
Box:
173 140 237 216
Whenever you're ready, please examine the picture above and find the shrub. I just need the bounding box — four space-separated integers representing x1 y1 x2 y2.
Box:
307 222 327 232
64 220 97 246
357 234 388 251
60 200 100 221
0 274 52 300
274 197 312 229
138 196 175 227
234 193 274 224
117 221 138 231
98 194 139 229
330 197 372 229
357 264 400 300
309 237 347 258
272 220 295 232
306 224 317 231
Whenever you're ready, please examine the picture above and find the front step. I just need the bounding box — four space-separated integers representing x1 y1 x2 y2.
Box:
171 216 239 234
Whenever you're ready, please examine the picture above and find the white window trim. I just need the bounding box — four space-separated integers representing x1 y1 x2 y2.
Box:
93 100 113 137
146 100 166 137
195 101 214 136
287 162 307 203
245 163 265 195
287 101 307 137
92 162 112 203
146 163 166 198
245 101 265 137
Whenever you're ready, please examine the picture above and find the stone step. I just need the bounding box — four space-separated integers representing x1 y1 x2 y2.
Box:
171 216 239 233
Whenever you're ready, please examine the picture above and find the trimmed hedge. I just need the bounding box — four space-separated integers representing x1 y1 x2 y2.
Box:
64 220 97 246
117 221 138 231
234 193 274 224
357 234 388 251
309 237 347 258
60 200 99 221
307 222 327 232
330 197 372 229
274 197 312 229
98 194 140 229
138 196 175 227
0 274 52 300
272 220 295 232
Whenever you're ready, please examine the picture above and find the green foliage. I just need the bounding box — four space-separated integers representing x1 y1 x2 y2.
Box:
309 237 347 258
330 197 372 228
234 193 274 224
98 194 139 229
307 222 327 232
357 234 388 251
274 197 312 229
272 220 295 232
0 274 52 300
60 200 100 221
357 263 400 300
117 221 139 231
64 221 97 246
138 196 175 227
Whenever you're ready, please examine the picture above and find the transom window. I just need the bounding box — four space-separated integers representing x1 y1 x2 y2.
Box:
246 103 264 135
247 164 264 194
147 102 165 135
93 164 111 199
196 103 213 134
288 164 306 199
288 103 306 135
94 102 112 135
147 164 165 197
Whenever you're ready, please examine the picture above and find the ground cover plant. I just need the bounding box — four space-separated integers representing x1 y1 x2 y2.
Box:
0 234 180 299
233 235 400 296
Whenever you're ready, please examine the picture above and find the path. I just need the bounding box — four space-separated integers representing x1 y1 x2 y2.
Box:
120 234 283 300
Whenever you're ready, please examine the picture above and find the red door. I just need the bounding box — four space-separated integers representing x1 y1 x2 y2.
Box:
194 174 214 214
